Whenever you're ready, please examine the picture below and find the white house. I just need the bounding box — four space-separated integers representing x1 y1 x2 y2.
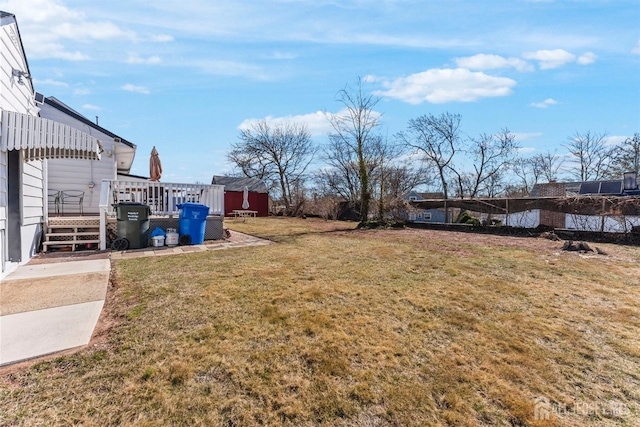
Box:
38 96 137 215
0 11 101 278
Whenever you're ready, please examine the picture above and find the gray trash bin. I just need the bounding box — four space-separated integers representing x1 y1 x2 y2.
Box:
113 203 150 250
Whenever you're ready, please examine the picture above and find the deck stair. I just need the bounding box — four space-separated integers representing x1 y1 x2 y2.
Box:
43 217 101 252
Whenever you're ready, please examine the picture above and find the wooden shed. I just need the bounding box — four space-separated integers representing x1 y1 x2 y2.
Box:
211 176 269 217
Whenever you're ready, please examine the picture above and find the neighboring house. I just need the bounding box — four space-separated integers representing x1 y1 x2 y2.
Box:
504 175 640 231
39 96 137 215
211 176 269 217
0 11 101 277
402 190 446 223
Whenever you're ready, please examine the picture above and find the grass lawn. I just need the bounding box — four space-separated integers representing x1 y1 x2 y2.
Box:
1 217 639 426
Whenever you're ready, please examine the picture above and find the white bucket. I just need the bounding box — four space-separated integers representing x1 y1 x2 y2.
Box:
151 236 165 247
165 229 179 246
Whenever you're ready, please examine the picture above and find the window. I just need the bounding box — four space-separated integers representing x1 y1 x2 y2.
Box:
424 212 432 220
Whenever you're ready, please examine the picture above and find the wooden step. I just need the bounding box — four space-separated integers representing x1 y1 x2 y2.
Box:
45 232 100 237
44 216 103 252
47 224 100 230
43 239 101 246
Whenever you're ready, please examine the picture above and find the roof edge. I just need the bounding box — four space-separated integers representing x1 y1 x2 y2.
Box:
42 97 136 149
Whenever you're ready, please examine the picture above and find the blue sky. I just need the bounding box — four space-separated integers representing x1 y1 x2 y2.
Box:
3 0 639 184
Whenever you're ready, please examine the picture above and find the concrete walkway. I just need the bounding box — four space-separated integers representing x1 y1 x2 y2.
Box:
0 258 110 366
0 231 272 367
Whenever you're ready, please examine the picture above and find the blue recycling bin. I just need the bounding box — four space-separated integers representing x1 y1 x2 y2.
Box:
177 203 209 245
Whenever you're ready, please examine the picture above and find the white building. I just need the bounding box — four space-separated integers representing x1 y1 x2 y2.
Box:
0 11 101 278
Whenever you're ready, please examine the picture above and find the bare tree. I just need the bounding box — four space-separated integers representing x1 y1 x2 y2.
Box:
397 112 461 199
565 131 611 181
531 150 565 182
451 129 519 198
318 133 425 220
228 120 316 215
378 163 428 200
508 150 565 196
326 77 382 224
607 132 640 178
317 134 368 204
510 157 537 196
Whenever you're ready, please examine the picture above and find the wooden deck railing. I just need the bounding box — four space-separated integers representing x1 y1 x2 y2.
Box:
100 179 224 216
98 179 225 249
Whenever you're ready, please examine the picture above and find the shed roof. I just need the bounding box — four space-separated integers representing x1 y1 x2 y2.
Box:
212 176 268 193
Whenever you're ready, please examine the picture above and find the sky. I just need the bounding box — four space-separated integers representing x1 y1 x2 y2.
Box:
2 0 639 184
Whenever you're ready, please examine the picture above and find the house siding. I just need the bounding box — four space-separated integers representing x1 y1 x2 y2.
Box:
0 14 43 273
402 191 446 223
0 150 6 224
39 103 119 215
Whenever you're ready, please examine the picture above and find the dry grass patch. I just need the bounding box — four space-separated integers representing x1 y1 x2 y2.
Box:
1 217 639 426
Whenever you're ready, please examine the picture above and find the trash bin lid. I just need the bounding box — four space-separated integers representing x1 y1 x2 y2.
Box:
113 202 147 207
176 202 209 209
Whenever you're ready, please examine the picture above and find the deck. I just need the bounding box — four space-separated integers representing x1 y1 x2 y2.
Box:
44 180 226 251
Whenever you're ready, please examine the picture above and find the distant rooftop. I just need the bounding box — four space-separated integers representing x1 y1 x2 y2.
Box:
530 177 640 197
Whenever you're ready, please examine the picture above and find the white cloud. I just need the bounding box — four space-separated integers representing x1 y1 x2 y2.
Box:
52 21 136 41
237 108 387 137
577 52 597 65
522 49 576 69
631 40 640 55
530 98 558 108
126 53 162 65
266 51 297 60
121 84 150 95
374 68 517 104
517 147 536 154
0 0 137 60
0 0 82 23
149 34 174 43
455 54 533 72
81 104 101 111
238 110 336 137
73 88 92 95
191 59 269 80
513 132 543 141
32 78 68 87
604 135 628 146
29 43 90 61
